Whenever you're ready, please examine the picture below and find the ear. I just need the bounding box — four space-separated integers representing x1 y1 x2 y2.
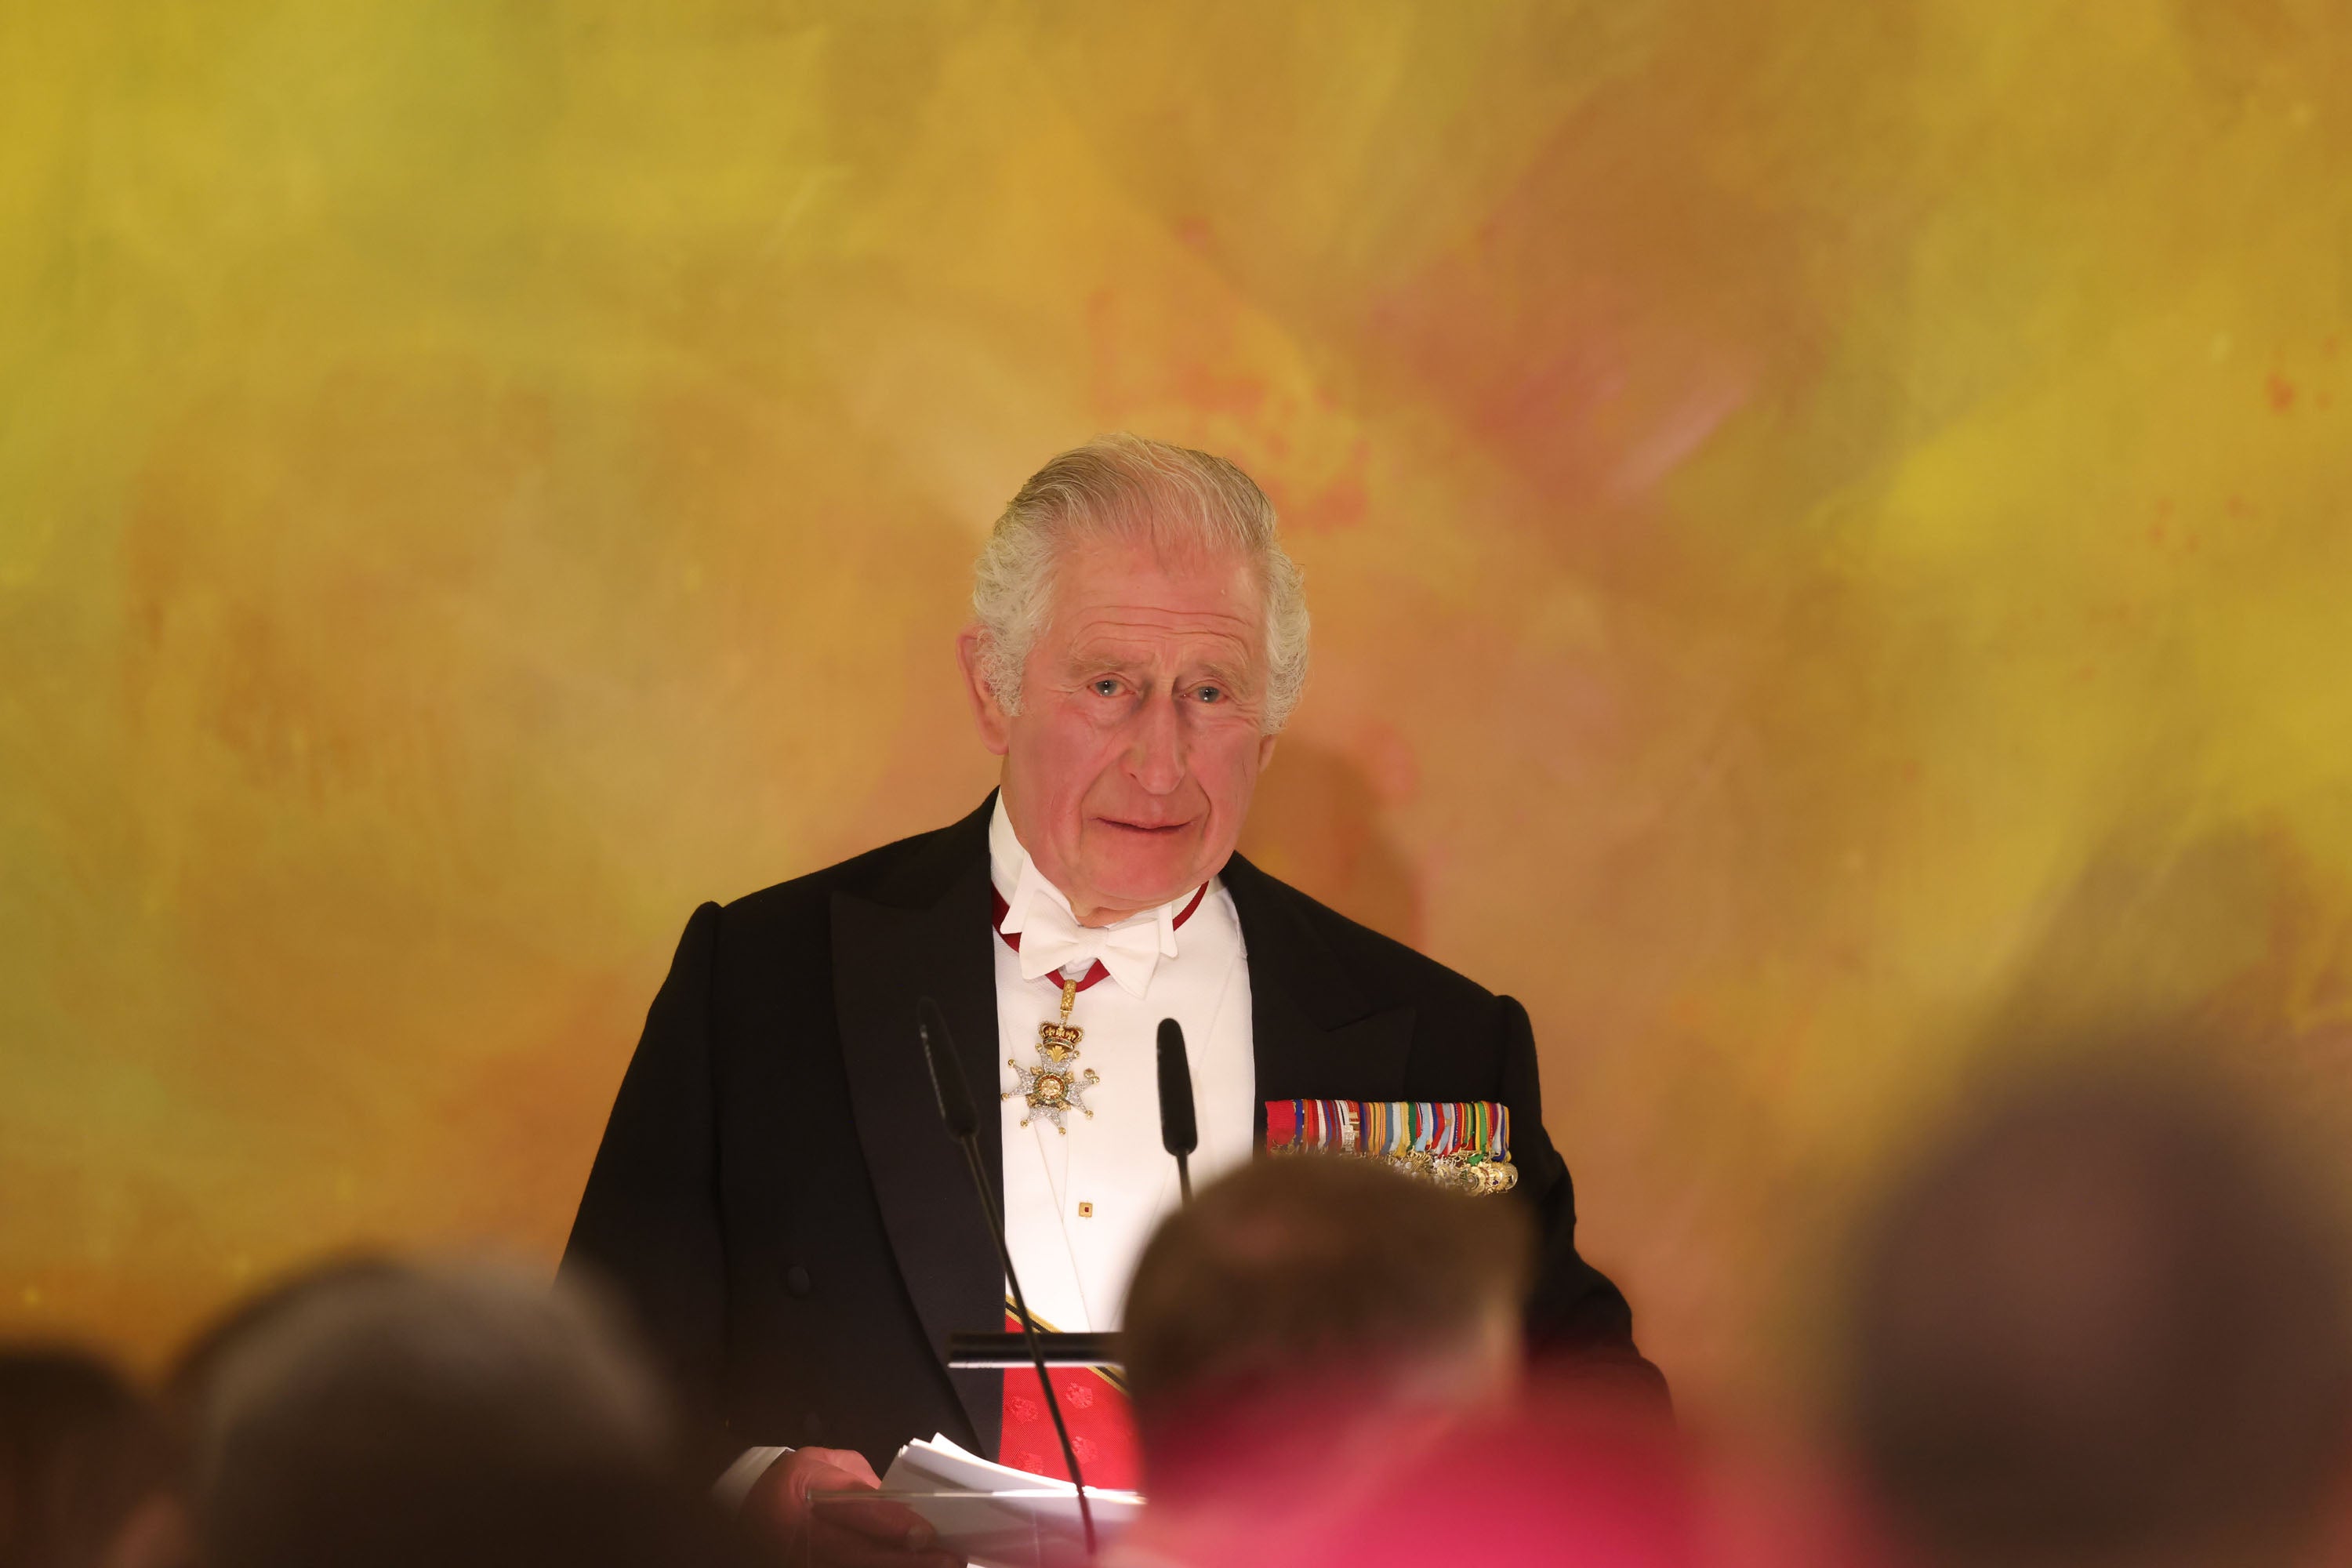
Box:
956 627 1013 756
1256 731 1279 771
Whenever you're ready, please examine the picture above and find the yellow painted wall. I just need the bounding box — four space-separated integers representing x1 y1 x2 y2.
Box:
6 2 2350 1420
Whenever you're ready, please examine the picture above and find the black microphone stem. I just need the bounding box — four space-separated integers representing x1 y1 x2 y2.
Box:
952 1130 1097 1557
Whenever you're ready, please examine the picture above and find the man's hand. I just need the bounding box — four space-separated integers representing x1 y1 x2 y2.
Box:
742 1446 961 1568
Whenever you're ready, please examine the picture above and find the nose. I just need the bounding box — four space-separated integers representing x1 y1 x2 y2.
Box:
1123 686 1187 797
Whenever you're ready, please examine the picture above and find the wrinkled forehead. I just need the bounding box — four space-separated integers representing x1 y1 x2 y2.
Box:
1044 530 1268 648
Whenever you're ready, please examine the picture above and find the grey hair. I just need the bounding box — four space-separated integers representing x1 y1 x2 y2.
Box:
971 434 1310 731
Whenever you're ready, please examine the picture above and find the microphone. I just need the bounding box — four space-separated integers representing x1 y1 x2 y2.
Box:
916 998 1096 1557
1156 1018 1197 1203
920 995 979 1139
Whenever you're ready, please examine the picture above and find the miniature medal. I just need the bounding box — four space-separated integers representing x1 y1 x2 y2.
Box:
1005 976 1098 1133
1264 1099 1520 1193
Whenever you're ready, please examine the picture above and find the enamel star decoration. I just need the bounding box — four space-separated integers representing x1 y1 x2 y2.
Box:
1005 978 1099 1133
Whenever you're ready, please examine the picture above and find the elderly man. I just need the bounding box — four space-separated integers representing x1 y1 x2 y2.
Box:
561 435 1657 1558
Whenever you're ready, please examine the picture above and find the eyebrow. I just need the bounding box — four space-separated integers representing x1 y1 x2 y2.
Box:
1063 647 1152 678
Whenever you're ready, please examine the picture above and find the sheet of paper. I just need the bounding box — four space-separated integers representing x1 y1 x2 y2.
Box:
818 1434 1143 1568
893 1433 1143 1501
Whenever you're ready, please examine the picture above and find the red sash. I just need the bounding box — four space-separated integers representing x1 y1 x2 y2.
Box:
996 1311 1141 1491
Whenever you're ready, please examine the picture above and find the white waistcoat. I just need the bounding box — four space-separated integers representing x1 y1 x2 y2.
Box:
987 799 1256 1332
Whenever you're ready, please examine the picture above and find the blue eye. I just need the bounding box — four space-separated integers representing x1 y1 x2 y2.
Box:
1094 679 1120 697
1196 687 1222 703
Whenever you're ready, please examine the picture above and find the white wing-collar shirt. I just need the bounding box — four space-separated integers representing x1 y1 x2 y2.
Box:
989 796 1256 1334
716 801 1258 1505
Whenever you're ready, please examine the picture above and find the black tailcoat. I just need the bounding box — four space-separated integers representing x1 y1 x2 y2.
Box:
560 797 1660 1472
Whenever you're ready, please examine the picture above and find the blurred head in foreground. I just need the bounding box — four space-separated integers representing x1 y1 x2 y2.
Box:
1844 1072 2352 1568
186 1261 729 1568
0 1347 172 1568
1120 1152 1532 1516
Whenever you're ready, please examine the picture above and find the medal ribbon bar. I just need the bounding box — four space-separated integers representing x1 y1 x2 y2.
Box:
1264 1099 1517 1194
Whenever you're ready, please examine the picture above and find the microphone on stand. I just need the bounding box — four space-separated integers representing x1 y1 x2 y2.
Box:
1156 1018 1197 1203
917 997 1097 1558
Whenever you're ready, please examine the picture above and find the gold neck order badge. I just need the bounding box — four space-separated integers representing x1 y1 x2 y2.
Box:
1005 976 1098 1133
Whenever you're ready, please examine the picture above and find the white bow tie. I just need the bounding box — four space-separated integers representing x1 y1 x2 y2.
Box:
1003 886 1180 997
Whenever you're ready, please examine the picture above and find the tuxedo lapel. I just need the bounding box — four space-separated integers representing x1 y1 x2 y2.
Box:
1221 853 1417 1134
831 799 1004 1453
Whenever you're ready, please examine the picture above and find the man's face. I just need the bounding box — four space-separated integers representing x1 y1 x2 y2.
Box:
960 535 1279 924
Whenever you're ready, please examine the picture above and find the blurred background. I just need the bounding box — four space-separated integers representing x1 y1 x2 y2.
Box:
5 0 2350 1431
